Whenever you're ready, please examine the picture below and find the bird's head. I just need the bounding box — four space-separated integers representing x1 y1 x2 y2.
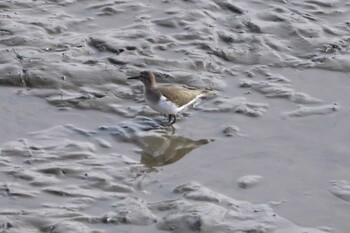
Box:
128 71 156 87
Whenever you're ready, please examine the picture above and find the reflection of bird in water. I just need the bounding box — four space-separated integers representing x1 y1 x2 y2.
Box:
138 134 209 167
128 71 213 125
97 117 210 167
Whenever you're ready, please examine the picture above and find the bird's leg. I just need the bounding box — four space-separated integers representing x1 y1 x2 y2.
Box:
168 114 176 125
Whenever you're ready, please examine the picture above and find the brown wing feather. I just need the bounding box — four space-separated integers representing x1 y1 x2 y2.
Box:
157 86 204 107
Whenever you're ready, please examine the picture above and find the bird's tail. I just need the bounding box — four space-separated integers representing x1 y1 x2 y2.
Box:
200 89 217 97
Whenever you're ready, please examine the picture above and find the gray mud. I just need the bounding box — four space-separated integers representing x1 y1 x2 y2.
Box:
1 0 350 232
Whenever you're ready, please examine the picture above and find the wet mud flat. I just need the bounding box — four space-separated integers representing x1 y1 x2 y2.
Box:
1 0 350 232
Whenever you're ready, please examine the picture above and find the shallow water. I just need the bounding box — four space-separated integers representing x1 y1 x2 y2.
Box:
1 0 350 232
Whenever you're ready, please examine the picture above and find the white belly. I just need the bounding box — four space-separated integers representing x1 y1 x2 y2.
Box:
146 96 179 114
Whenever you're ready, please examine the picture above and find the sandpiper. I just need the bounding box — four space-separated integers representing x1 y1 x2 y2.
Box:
128 71 211 125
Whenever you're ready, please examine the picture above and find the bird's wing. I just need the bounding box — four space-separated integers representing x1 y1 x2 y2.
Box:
158 86 203 107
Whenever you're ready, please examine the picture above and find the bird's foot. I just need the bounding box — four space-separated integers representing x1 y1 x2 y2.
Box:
167 114 176 126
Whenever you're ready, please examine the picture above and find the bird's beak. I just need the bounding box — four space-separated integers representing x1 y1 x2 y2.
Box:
127 76 140 80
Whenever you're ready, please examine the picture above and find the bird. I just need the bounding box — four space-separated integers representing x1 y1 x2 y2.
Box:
128 71 212 125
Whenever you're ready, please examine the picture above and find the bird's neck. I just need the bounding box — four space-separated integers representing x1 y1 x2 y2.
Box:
143 82 157 94
145 82 157 91
144 84 161 103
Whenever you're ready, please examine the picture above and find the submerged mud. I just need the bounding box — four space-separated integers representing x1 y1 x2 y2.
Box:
0 125 326 233
0 0 350 232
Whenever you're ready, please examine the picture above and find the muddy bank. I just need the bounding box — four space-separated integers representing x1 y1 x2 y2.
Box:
0 0 346 118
